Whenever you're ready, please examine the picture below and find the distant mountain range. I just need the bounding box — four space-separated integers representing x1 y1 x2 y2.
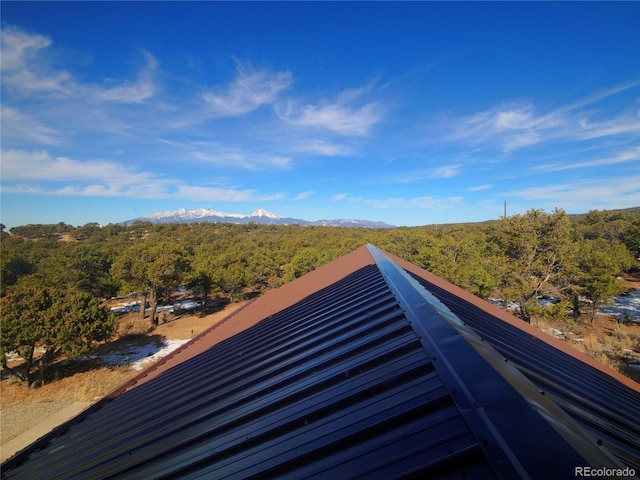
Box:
126 208 395 228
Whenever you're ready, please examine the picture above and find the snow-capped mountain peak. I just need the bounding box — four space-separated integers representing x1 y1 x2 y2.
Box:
144 208 244 220
127 207 394 228
135 207 283 222
249 208 282 219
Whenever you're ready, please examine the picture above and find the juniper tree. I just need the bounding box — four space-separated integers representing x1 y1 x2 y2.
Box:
0 284 117 388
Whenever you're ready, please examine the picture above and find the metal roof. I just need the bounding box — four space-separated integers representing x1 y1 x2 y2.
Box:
2 244 639 479
408 271 640 472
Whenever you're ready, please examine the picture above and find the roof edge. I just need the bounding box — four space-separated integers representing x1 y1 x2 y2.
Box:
118 245 378 390
367 244 626 473
0 245 379 469
380 248 640 393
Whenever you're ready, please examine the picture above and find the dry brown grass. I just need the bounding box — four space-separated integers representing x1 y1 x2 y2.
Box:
0 365 135 444
1 366 134 405
536 312 640 383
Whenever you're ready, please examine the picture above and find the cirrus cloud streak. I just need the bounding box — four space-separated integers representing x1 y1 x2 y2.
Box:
0 149 287 203
438 81 640 153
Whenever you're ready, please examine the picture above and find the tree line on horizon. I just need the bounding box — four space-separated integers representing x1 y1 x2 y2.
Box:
1 208 639 388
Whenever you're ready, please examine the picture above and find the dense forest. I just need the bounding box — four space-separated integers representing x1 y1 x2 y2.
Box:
3 208 639 318
2 208 639 386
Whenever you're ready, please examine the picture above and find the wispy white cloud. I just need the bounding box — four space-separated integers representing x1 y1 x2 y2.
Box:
0 25 51 71
1 106 63 145
277 101 381 136
291 139 351 156
193 148 291 170
0 23 376 184
365 196 463 210
53 183 169 199
468 184 493 191
1 149 164 185
392 164 461 183
1 176 171 200
1 25 159 103
3 67 74 97
155 138 293 170
432 164 461 178
559 81 640 113
504 177 640 209
276 82 383 136
0 25 73 96
293 191 315 201
532 148 639 173
330 190 465 211
201 63 292 116
92 50 158 104
331 193 353 202
1 182 286 204
0 149 285 202
440 82 640 152
0 26 72 96
446 102 560 151
335 78 379 103
174 185 286 202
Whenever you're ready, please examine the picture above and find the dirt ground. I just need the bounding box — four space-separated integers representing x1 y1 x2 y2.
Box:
0 301 249 446
532 272 640 383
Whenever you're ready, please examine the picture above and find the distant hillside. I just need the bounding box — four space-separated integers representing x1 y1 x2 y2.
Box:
418 206 640 229
126 207 395 228
567 206 640 220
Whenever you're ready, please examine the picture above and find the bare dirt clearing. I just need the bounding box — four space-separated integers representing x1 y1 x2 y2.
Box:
1 301 249 448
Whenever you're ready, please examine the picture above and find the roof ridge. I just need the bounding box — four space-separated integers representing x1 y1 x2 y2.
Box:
367 244 625 474
382 247 640 394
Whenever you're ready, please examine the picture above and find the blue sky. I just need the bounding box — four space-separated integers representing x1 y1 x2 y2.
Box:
1 1 639 228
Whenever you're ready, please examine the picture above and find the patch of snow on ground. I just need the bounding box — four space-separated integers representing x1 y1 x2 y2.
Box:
110 301 141 313
174 299 200 310
537 296 560 307
598 289 640 323
111 299 201 314
96 339 190 371
3 339 191 380
4 348 45 364
487 298 520 311
491 290 640 323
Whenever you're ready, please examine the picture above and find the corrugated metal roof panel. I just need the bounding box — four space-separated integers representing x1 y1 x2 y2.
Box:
4 264 499 479
409 271 640 470
3 245 638 479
